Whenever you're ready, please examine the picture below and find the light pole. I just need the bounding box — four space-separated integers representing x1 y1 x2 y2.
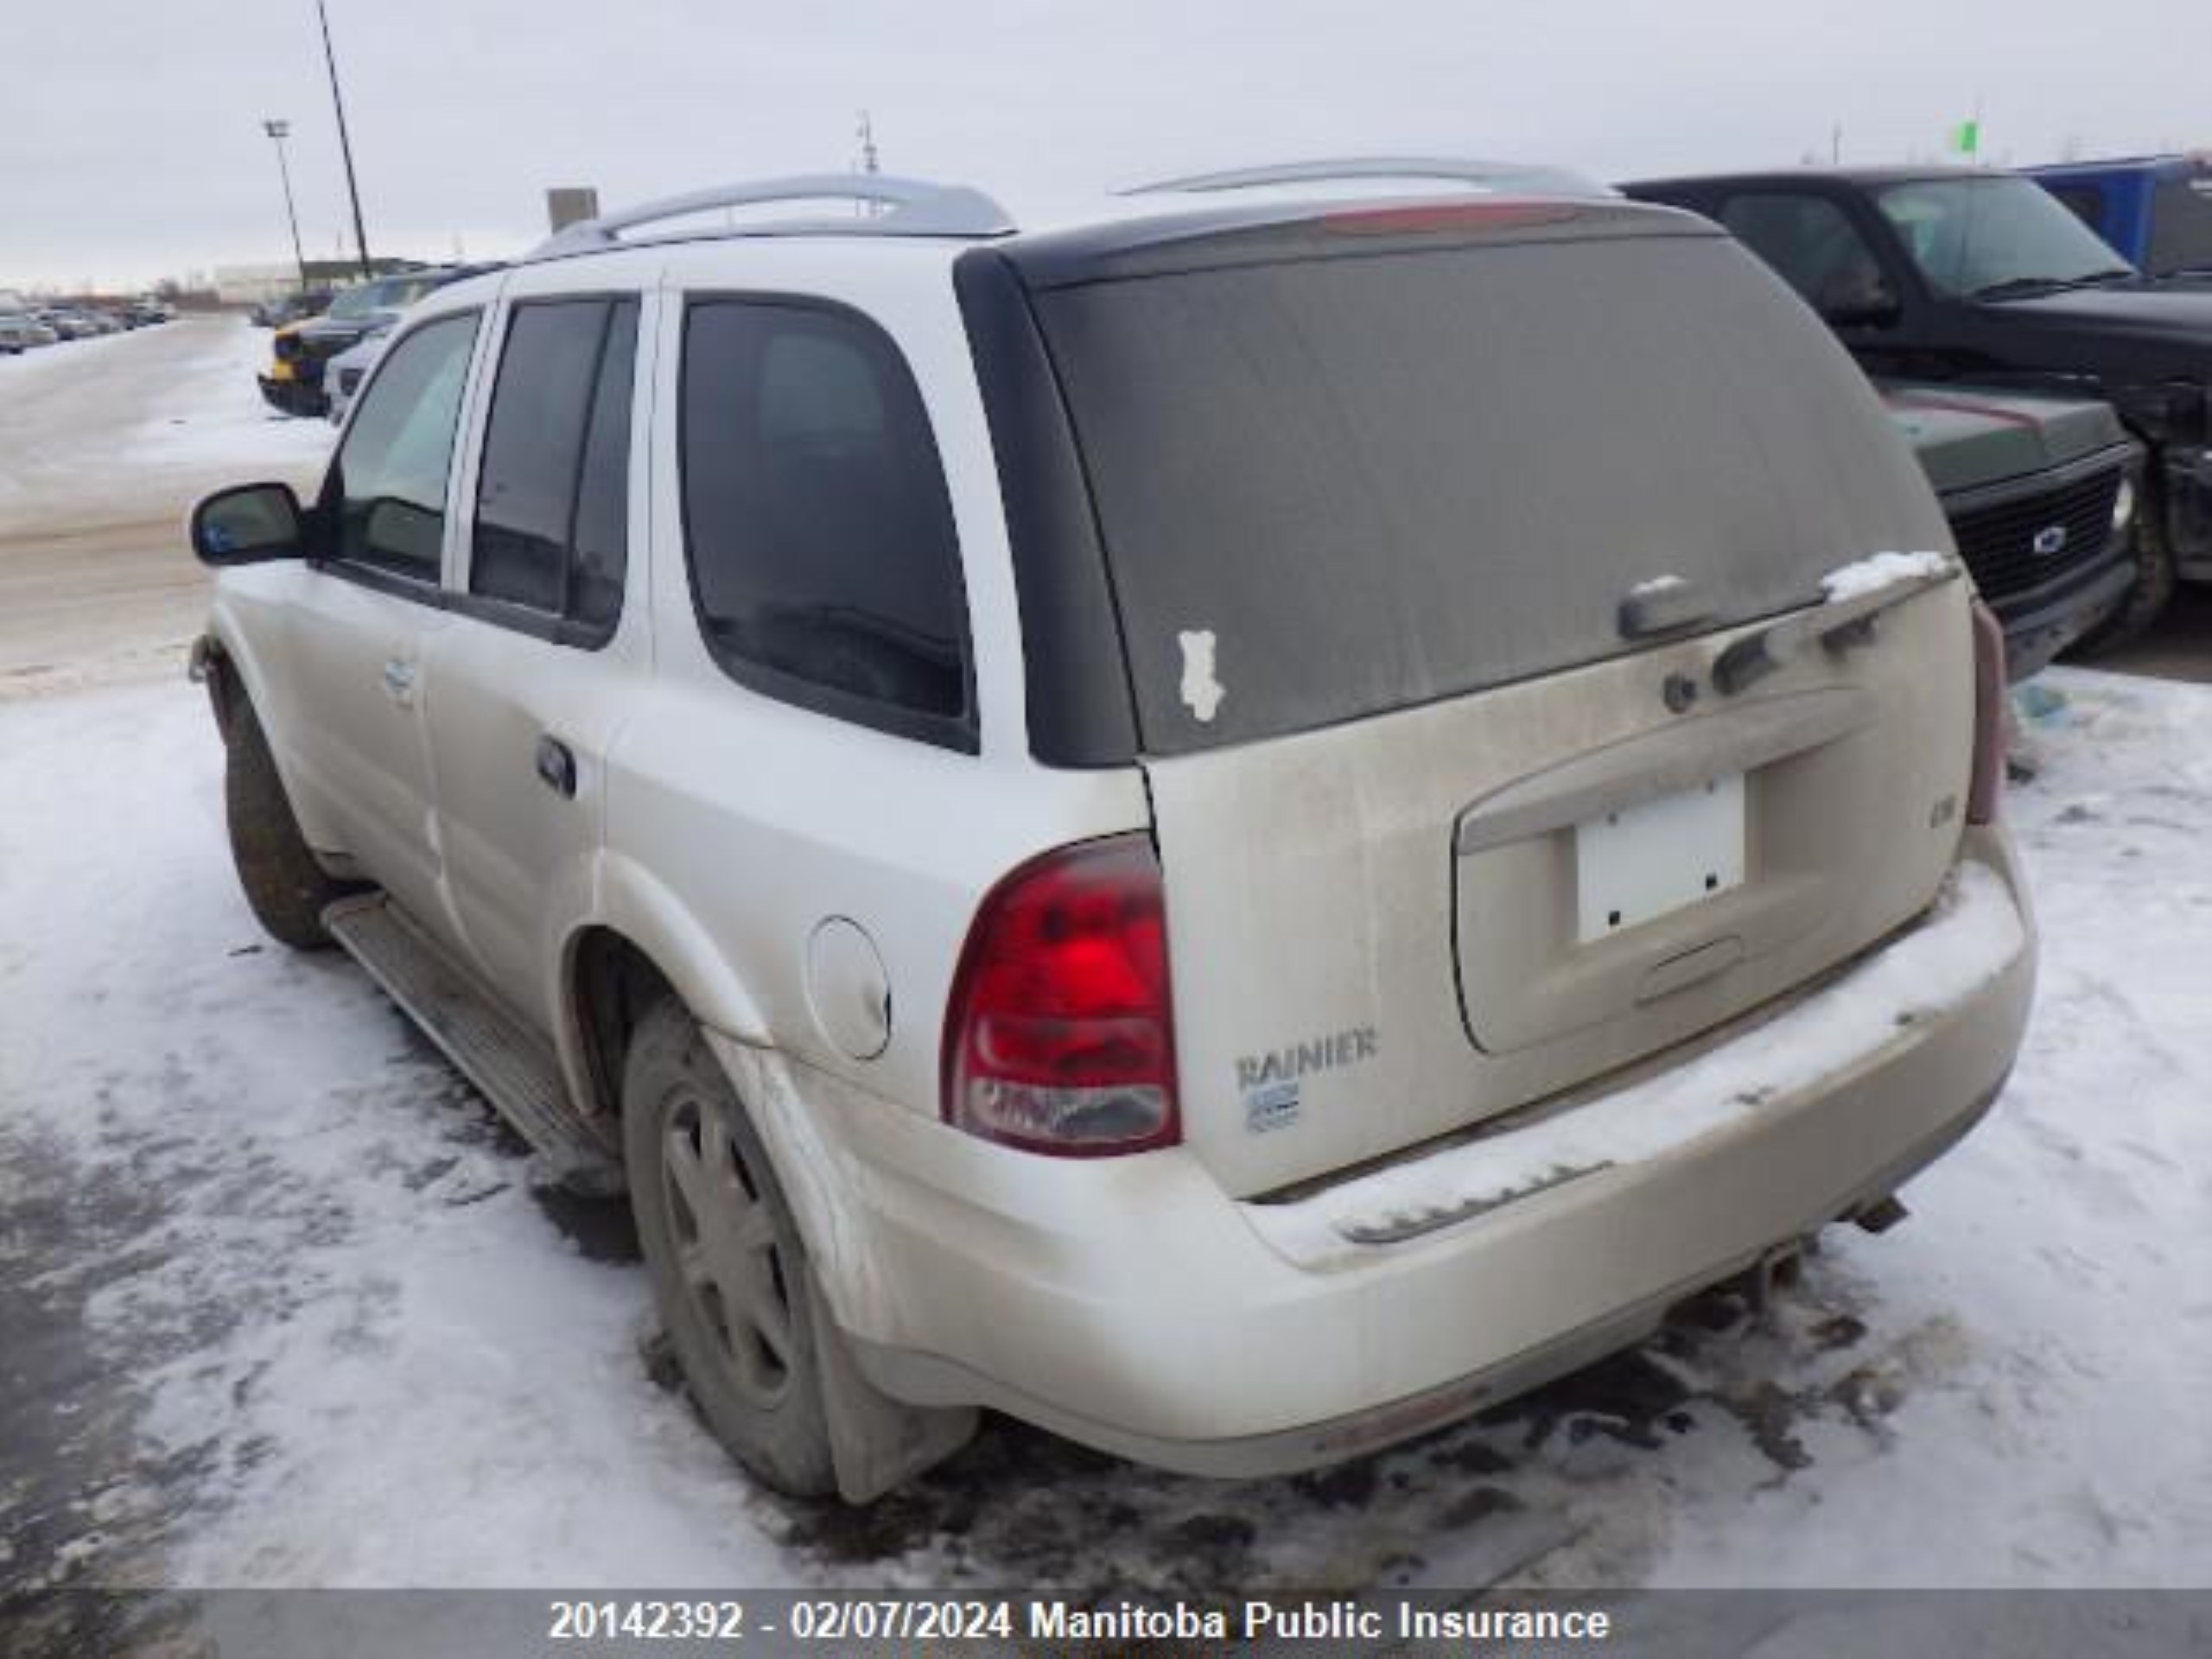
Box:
312 0 373 278
261 118 310 294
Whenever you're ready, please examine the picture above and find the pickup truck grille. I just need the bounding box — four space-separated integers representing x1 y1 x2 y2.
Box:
1948 467 2122 601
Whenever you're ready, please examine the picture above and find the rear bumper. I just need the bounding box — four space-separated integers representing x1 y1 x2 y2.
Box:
734 828 2035 1478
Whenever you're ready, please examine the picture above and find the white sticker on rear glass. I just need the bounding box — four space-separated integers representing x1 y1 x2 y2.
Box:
1178 630 1224 723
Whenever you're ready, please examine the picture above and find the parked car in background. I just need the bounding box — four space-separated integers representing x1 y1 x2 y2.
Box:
2029 153 2212 283
1884 384 2142 677
188 166 2035 1503
259 266 494 416
0 312 58 353
37 308 97 340
1622 168 2212 645
321 316 397 424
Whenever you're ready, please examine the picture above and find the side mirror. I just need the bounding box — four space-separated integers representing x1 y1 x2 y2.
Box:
191 482 306 566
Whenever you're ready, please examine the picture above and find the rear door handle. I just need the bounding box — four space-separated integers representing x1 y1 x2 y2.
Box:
535 734 577 798
380 658 416 703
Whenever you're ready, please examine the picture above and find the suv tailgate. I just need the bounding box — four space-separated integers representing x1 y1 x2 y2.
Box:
1006 207 1974 1197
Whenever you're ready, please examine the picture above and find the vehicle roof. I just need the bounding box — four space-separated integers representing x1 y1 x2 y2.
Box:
988 194 1716 289
2025 153 2212 180
489 186 1713 297
1624 165 2028 194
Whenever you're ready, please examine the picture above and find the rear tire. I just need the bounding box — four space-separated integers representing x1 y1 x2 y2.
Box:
2072 498 2177 656
224 699 351 950
623 998 837 1498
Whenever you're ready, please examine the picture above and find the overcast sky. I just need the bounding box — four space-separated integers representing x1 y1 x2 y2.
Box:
3 0 2203 290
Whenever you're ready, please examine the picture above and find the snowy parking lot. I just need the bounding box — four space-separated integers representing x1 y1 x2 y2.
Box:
2 319 2209 1603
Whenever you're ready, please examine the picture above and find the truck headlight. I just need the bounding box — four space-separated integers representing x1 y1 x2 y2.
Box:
2113 475 2137 532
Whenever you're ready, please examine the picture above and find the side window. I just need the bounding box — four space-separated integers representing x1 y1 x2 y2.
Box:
328 312 480 579
1719 193 1895 318
470 297 639 640
680 299 974 748
570 308 639 631
2148 175 2212 276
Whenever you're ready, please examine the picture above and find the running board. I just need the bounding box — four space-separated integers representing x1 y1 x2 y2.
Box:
324 893 624 1195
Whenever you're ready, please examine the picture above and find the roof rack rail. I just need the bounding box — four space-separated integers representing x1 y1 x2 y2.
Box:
526 174 1016 261
1122 156 1615 200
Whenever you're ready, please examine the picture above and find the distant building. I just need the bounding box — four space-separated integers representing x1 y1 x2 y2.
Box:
547 188 601 232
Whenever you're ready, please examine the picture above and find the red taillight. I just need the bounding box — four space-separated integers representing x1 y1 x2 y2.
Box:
1967 599 2007 825
942 835 1179 1157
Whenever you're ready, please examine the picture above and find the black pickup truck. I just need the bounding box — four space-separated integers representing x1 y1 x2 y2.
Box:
1622 168 2212 644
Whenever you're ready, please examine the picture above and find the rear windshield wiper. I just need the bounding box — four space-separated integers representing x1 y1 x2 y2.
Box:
1712 555 1960 696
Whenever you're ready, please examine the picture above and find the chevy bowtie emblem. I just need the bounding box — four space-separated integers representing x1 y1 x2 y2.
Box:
2031 524 2069 556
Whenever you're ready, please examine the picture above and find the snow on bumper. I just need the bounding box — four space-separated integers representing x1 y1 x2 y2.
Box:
726 832 2034 1478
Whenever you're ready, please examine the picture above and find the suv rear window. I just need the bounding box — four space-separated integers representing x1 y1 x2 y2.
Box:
1027 232 1940 753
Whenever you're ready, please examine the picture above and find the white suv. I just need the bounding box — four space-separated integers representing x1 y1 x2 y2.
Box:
190 166 2037 1503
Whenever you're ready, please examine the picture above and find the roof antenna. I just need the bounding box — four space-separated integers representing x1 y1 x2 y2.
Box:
855 110 880 216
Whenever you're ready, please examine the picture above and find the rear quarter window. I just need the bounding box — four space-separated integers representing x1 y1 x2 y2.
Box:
678 298 976 751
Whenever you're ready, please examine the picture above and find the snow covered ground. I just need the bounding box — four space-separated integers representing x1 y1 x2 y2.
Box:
0 317 329 696
1 318 2207 1601
0 316 329 521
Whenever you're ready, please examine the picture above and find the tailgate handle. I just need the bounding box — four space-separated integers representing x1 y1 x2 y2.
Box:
1455 688 1873 856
